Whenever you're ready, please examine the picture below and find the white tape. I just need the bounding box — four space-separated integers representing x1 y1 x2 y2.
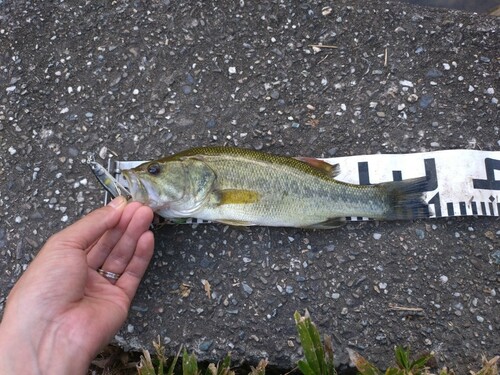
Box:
113 149 500 220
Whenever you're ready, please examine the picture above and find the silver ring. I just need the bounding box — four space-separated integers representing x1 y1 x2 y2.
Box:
97 268 121 281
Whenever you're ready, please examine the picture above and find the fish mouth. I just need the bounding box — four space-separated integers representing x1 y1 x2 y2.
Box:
122 170 148 204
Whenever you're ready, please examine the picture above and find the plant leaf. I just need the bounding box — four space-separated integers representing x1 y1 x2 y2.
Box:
166 346 182 375
410 353 433 370
294 311 322 375
137 348 157 375
249 359 268 375
323 335 337 375
218 354 233 375
473 356 499 375
298 359 316 375
347 348 381 375
182 348 199 375
394 346 410 370
384 368 404 375
207 363 217 375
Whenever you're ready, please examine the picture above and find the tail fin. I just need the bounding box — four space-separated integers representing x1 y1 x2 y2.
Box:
378 177 430 220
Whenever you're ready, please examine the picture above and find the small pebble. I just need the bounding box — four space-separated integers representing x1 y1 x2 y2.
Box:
332 293 340 300
8 147 17 155
399 80 414 87
242 282 253 295
426 68 443 78
198 340 213 351
407 94 418 103
206 118 217 128
476 316 484 323
491 250 500 265
228 66 237 74
443 63 451 70
468 85 475 92
322 6 332 16
99 146 108 159
185 73 195 85
373 233 382 240
415 228 425 239
419 94 434 109
439 275 448 284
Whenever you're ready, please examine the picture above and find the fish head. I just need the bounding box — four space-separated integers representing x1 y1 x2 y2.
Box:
122 158 216 217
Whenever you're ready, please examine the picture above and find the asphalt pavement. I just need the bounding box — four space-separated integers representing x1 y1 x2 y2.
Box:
0 1 498 373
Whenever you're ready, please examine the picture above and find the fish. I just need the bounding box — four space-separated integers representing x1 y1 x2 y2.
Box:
122 146 430 228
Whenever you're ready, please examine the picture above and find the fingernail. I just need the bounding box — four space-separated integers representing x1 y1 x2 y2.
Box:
108 196 126 209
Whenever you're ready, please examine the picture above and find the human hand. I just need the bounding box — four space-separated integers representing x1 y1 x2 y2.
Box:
0 197 154 375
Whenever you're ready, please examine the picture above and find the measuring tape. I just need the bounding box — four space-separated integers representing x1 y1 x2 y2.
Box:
106 149 500 221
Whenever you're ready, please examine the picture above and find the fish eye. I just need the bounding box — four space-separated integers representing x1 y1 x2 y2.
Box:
147 163 161 175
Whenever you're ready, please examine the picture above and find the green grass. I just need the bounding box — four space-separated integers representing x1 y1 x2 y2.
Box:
90 311 498 375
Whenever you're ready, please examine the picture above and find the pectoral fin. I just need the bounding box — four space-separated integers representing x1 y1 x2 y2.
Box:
303 217 346 229
217 189 261 205
294 157 340 178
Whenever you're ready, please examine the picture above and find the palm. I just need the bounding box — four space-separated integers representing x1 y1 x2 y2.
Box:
3 201 154 368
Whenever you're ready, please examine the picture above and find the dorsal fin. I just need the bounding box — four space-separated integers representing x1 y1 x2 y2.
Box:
293 157 340 178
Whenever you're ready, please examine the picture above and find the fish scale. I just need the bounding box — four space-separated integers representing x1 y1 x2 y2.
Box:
122 147 429 228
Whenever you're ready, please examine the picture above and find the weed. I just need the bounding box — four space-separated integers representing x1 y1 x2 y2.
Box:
91 312 498 375
294 310 336 375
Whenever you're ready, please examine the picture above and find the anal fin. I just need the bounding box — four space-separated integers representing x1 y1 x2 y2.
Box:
216 219 255 226
303 217 346 229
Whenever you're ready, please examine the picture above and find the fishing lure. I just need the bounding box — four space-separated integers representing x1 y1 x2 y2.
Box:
88 155 131 200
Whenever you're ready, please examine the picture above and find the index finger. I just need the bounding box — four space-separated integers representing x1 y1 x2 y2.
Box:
49 197 128 251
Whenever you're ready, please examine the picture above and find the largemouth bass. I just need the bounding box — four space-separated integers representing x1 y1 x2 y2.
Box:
122 147 429 228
